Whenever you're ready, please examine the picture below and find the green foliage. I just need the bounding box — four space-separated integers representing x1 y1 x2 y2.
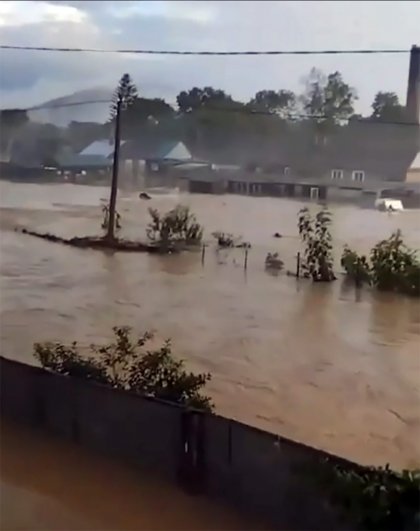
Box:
248 89 296 117
370 231 420 296
211 231 237 248
176 86 234 114
302 68 357 127
341 246 372 286
110 73 138 119
146 204 203 249
0 109 29 130
128 340 212 410
34 341 108 384
34 326 213 411
313 459 420 530
265 252 284 270
341 232 419 297
371 91 407 123
298 207 336 281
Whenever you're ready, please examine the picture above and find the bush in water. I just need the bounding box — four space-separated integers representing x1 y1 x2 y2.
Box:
146 204 203 250
34 326 213 411
370 230 420 297
298 207 336 281
341 231 420 297
341 246 372 287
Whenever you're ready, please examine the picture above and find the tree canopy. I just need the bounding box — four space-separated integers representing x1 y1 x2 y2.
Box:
371 91 407 122
302 68 357 126
4 66 412 170
110 73 138 119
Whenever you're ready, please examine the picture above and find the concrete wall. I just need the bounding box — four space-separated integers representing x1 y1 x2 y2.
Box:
0 356 357 530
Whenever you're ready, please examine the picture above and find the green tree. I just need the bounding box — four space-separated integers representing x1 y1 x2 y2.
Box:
176 86 233 113
371 91 407 122
110 73 138 119
248 89 296 117
66 121 106 152
119 97 175 139
298 207 336 281
0 109 29 129
302 68 357 126
0 109 29 157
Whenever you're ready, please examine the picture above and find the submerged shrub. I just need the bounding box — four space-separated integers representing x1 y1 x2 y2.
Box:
146 204 203 249
341 246 372 287
370 231 420 296
298 207 336 281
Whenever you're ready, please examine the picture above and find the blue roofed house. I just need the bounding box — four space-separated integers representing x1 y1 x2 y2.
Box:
119 134 193 188
53 139 126 183
51 140 114 182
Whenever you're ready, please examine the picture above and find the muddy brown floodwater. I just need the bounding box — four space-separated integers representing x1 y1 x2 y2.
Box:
1 181 420 471
0 420 265 530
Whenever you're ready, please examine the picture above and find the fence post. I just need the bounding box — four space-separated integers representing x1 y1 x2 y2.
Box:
244 248 249 271
201 244 206 266
296 252 301 278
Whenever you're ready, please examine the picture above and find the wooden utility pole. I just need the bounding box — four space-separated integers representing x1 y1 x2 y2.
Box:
107 96 122 241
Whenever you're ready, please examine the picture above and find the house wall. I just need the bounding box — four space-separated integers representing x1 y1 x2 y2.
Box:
324 169 373 187
406 168 420 183
327 187 363 202
189 180 214 194
145 173 179 189
0 356 356 530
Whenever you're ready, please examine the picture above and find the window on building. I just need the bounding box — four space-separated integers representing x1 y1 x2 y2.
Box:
352 170 365 182
331 169 344 180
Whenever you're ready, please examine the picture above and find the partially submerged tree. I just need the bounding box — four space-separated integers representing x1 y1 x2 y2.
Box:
298 207 336 281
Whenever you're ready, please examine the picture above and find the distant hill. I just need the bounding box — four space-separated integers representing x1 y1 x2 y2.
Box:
28 88 113 127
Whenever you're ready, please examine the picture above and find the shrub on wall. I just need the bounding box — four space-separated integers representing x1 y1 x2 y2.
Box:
34 326 213 411
323 461 420 530
300 458 420 530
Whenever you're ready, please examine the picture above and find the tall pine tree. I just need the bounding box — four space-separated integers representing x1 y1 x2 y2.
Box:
109 73 138 119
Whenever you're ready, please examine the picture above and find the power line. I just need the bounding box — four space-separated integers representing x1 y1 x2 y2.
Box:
29 99 112 111
0 44 411 56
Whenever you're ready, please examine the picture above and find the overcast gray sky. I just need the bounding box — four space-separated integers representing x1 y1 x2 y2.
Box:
0 0 419 113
